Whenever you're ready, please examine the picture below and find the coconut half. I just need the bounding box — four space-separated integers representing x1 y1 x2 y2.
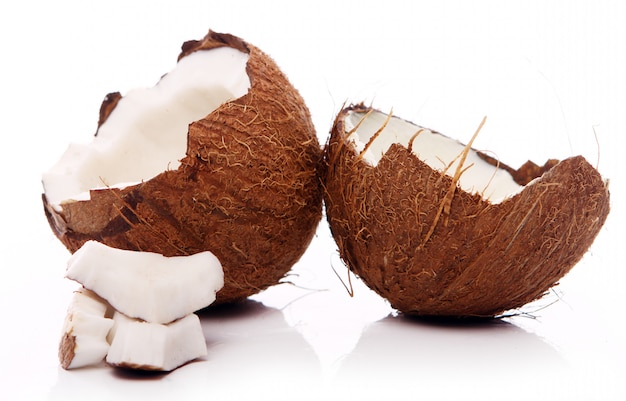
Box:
324 104 610 317
42 31 323 303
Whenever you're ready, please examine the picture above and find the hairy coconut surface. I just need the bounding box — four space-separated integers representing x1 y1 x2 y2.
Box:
42 31 323 304
324 104 610 317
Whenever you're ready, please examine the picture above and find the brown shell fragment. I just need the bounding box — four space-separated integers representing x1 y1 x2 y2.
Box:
96 91 122 133
324 104 610 317
58 333 77 370
43 31 323 304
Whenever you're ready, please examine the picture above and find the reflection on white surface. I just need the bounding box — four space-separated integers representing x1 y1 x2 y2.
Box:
333 316 570 400
252 278 591 401
200 301 322 395
44 294 576 401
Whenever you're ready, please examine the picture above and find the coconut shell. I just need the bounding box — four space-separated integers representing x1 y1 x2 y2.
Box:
324 104 610 317
43 31 323 304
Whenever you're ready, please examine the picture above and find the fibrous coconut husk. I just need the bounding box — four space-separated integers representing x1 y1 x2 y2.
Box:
324 104 610 317
43 31 323 304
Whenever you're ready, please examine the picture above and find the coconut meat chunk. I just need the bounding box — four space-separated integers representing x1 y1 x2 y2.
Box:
42 47 250 211
344 110 524 203
59 288 114 369
106 312 207 371
66 240 224 324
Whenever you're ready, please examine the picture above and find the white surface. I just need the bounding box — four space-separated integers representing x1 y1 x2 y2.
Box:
1 1 624 400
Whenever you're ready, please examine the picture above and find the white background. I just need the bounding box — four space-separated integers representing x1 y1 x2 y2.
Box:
1 1 624 400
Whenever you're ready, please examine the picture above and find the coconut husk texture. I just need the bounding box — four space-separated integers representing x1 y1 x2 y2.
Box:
324 104 610 317
43 31 323 304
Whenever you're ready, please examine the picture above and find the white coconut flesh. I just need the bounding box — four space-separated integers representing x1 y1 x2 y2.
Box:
42 47 251 211
344 110 525 204
66 240 224 324
106 311 207 371
60 288 114 369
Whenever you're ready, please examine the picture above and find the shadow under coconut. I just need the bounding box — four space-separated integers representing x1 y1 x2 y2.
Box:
110 366 170 381
331 313 573 400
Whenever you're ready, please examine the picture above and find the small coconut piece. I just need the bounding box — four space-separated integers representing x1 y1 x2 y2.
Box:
42 30 323 304
324 104 610 317
66 240 223 324
106 312 207 371
59 288 114 369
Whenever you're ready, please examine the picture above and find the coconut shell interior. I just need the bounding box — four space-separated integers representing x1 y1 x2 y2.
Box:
324 104 610 317
43 31 323 304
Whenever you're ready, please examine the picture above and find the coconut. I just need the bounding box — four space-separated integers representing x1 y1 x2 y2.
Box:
323 104 610 317
42 31 323 304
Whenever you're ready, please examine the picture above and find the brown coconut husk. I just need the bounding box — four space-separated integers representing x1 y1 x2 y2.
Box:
324 103 610 317
43 31 323 304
